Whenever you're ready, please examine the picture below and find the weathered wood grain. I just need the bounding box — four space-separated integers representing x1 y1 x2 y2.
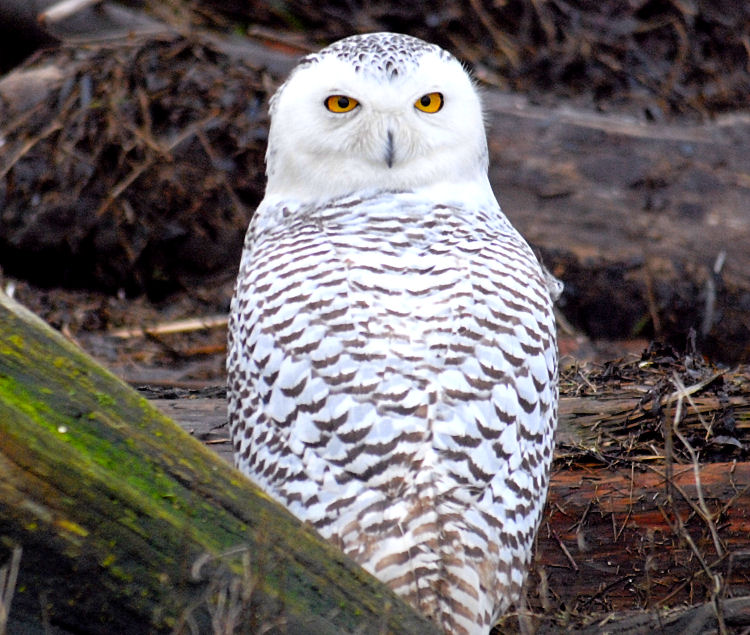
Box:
0 291 433 634
153 365 750 626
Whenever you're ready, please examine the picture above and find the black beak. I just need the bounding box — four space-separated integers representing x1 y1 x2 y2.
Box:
385 129 394 168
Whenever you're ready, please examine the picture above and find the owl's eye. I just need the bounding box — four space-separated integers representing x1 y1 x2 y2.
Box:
414 92 443 113
325 95 359 113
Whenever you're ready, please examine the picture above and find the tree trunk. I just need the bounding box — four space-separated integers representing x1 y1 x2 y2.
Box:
0 291 433 634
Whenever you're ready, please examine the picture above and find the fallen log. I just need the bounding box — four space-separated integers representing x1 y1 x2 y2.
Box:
560 595 750 634
149 366 750 470
0 291 433 634
147 356 750 631
485 92 750 363
536 461 750 614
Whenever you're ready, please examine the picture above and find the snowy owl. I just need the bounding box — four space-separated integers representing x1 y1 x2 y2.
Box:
227 32 558 634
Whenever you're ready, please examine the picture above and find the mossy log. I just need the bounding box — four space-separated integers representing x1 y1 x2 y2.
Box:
0 291 434 634
150 368 750 622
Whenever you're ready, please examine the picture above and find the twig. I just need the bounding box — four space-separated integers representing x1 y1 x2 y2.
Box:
467 0 520 68
246 26 318 55
579 574 636 611
96 112 221 217
663 385 675 504
0 92 49 140
576 367 598 394
110 315 228 339
614 463 635 543
701 250 726 336
0 546 22 634
662 370 725 410
662 17 690 103
38 0 101 24
671 372 725 558
569 491 593 534
0 119 64 180
203 438 230 445
551 527 579 572
664 373 728 634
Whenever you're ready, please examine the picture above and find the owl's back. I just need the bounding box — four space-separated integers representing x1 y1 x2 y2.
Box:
227 189 557 633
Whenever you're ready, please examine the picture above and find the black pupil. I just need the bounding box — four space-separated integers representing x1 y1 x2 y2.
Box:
421 95 432 107
337 97 349 109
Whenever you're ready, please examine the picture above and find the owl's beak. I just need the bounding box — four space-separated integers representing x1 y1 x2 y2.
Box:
385 129 394 168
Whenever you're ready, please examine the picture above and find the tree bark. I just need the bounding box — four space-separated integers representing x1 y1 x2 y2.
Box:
0 291 433 634
537 460 750 614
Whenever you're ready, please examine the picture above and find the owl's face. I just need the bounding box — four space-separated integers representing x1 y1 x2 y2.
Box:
264 33 489 203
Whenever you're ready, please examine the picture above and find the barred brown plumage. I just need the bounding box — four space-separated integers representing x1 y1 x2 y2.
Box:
227 32 559 634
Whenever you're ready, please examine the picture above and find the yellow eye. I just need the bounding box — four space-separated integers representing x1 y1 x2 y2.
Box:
325 95 359 113
414 92 443 113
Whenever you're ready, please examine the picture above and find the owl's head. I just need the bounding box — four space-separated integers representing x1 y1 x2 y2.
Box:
264 33 490 204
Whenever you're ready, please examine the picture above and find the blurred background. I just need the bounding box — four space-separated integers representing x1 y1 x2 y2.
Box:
2 3 749 631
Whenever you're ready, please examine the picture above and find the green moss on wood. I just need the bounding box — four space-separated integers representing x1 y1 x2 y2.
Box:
0 292 433 634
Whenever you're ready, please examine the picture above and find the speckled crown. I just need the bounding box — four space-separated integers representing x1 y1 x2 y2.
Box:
301 32 454 80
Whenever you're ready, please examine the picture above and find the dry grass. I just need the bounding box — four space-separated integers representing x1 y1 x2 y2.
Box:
172 546 285 635
0 547 21 635
492 341 750 633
